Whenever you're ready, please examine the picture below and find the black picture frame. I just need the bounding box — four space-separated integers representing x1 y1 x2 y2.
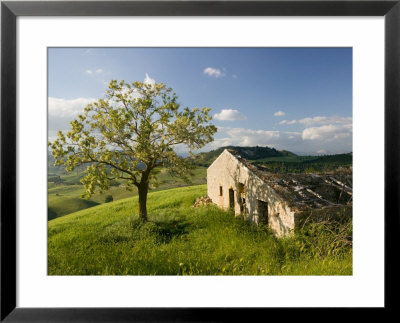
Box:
1 0 399 321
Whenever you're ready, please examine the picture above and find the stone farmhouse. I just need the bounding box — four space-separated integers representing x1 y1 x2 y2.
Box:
207 149 352 236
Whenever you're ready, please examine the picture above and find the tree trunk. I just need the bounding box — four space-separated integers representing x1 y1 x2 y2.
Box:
137 183 148 221
137 171 150 221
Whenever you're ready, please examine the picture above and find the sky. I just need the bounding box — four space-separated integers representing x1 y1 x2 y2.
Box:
48 47 352 155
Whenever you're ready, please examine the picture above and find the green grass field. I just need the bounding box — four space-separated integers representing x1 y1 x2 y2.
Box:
48 185 352 275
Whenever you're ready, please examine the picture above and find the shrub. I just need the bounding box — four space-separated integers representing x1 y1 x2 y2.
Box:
104 195 113 203
293 213 352 259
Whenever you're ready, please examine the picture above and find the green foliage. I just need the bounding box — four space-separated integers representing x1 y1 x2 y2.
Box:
105 195 113 203
48 185 352 275
48 79 217 214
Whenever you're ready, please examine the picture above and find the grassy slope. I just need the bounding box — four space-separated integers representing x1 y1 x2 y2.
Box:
48 195 100 220
48 185 352 275
48 166 207 220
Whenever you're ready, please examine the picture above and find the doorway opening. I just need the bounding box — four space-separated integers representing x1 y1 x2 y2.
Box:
257 200 268 224
229 188 235 210
238 182 246 214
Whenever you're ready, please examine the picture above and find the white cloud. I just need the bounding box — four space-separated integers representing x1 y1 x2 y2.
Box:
199 124 352 155
144 73 155 86
222 127 282 145
214 109 247 121
279 119 297 125
48 97 96 118
298 116 352 126
274 110 285 117
232 74 238 79
302 124 352 142
86 69 103 75
279 115 352 129
219 116 353 155
203 67 224 78
204 126 302 151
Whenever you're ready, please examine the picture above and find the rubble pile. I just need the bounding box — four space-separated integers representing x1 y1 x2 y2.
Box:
193 196 213 208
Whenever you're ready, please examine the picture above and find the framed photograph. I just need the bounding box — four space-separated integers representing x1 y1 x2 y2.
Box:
1 0 399 321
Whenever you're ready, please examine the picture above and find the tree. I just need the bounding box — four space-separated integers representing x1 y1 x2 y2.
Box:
104 195 113 203
49 79 217 221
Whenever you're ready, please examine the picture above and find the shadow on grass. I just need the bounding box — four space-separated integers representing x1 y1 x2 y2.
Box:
48 208 58 221
131 217 192 244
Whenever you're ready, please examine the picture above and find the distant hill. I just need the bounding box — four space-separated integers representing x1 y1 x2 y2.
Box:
191 146 296 166
252 152 353 173
191 146 352 173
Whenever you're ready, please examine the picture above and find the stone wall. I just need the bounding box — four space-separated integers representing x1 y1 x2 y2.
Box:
207 149 295 236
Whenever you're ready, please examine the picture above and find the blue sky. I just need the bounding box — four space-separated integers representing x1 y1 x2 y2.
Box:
48 47 352 155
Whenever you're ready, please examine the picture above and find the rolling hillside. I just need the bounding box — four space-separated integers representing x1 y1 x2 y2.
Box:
48 195 99 220
48 147 352 220
48 166 207 220
48 185 352 276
